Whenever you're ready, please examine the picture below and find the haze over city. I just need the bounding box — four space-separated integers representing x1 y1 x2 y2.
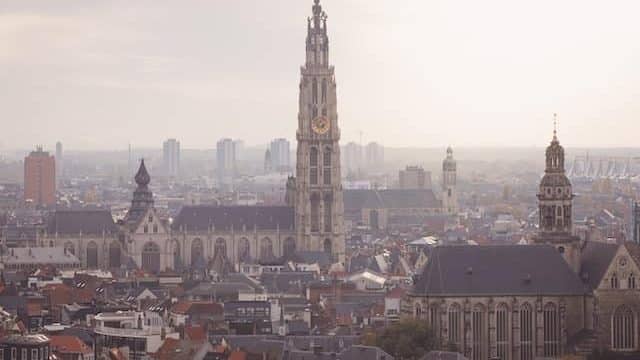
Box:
2 0 640 149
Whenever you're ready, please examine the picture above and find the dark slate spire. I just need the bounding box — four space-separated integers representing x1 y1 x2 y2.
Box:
135 159 151 187
125 159 154 226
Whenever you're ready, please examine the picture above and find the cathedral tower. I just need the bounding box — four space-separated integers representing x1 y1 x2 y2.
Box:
534 116 581 272
442 146 458 215
295 0 345 263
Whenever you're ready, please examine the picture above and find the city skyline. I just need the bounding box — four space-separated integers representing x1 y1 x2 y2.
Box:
2 0 640 150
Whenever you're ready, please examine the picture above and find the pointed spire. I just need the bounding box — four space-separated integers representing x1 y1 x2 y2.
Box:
135 159 151 187
552 113 558 142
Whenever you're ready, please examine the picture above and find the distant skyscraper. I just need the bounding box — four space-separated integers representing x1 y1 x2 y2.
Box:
55 141 63 183
233 140 245 162
399 165 431 189
24 146 56 206
633 201 640 244
343 142 362 176
365 142 384 170
162 138 180 177
216 138 236 189
269 138 291 172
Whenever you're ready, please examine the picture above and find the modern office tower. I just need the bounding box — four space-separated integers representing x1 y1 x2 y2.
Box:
399 165 432 189
162 138 180 177
365 142 384 170
633 201 640 244
269 138 291 172
216 138 236 189
55 141 63 183
24 146 56 206
343 142 362 175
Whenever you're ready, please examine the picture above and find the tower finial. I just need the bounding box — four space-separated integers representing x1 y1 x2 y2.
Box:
553 113 558 140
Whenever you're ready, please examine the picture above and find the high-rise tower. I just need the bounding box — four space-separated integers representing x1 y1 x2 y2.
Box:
533 116 581 272
442 147 457 214
295 0 345 263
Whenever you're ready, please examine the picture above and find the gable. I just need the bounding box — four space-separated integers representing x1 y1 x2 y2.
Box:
597 244 640 290
133 207 168 235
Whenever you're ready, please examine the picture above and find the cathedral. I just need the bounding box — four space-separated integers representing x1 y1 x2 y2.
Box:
46 0 345 272
407 125 640 358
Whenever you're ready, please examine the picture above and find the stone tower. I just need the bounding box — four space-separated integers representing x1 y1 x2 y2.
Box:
442 146 458 215
533 116 581 272
295 0 345 263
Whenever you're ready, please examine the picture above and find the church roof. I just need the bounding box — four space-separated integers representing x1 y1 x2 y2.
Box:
412 245 587 296
580 241 640 290
344 189 439 211
172 206 294 232
47 209 117 235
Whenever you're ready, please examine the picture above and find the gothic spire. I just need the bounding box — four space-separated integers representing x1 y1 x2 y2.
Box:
135 159 151 187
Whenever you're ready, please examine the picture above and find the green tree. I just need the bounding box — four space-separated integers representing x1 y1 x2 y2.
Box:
374 319 438 360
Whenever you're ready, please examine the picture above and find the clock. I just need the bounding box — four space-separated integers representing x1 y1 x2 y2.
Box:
311 116 330 135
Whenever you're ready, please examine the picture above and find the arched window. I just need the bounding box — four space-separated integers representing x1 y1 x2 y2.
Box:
238 238 250 262
109 241 121 268
324 197 332 233
611 273 620 289
86 241 98 268
628 274 636 289
448 303 462 352
312 78 318 104
172 240 181 270
283 238 296 258
321 79 327 103
310 147 318 185
311 195 320 232
496 303 509 360
214 238 227 259
471 304 486 360
520 303 534 360
323 238 332 255
142 242 160 273
429 304 440 336
260 238 273 261
323 147 332 185
543 303 560 357
415 304 422 319
191 238 204 264
612 305 636 351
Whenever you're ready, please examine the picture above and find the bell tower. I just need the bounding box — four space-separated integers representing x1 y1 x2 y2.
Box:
295 0 345 263
442 146 458 215
533 115 581 272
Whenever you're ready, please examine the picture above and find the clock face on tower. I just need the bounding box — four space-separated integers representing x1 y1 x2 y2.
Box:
311 116 330 135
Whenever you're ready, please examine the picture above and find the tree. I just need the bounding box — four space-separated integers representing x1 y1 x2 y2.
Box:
371 319 438 360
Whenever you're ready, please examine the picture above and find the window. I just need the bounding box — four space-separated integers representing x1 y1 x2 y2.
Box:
321 79 327 103
312 78 318 104
153 224 158 233
543 303 560 357
520 303 534 360
311 197 320 232
496 303 509 360
415 305 422 318
310 168 318 185
143 225 149 234
324 198 332 232
429 305 439 336
628 274 636 289
448 303 462 352
32 349 38 359
612 305 636 351
323 147 331 185
148 215 153 222
471 304 486 360
310 147 319 185
612 273 619 289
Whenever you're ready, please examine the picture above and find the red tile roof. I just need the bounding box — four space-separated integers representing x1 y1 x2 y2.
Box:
50 335 92 354
184 325 206 342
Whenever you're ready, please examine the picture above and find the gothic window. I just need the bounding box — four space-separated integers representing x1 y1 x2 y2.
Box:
415 305 422 318
153 224 158 233
172 240 181 269
310 147 318 166
312 78 318 104
612 273 620 289
543 303 561 357
311 196 320 232
109 241 121 268
429 305 439 336
448 303 462 352
310 147 319 185
496 303 509 360
313 106 318 118
323 238 332 255
86 241 98 268
612 305 636 350
323 147 331 185
238 238 250 262
283 237 296 258
629 274 636 289
260 238 273 261
324 197 332 233
471 304 486 360
191 238 204 264
144 225 149 233
214 238 227 258
310 168 318 185
322 107 327 116
321 79 327 103
141 242 161 273
520 303 534 360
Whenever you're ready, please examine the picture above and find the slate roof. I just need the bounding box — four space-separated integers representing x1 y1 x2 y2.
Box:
580 241 619 290
172 206 295 231
260 272 316 294
47 210 117 235
412 245 588 296
3 248 81 266
344 189 440 211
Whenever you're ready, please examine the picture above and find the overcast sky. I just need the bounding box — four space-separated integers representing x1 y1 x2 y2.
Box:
1 0 640 151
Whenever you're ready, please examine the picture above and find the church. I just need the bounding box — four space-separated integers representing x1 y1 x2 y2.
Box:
46 0 345 272
406 126 640 358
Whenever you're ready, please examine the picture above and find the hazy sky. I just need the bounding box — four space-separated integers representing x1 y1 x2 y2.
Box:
1 0 640 150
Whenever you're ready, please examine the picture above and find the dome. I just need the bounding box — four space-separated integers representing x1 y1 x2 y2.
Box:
540 173 571 187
